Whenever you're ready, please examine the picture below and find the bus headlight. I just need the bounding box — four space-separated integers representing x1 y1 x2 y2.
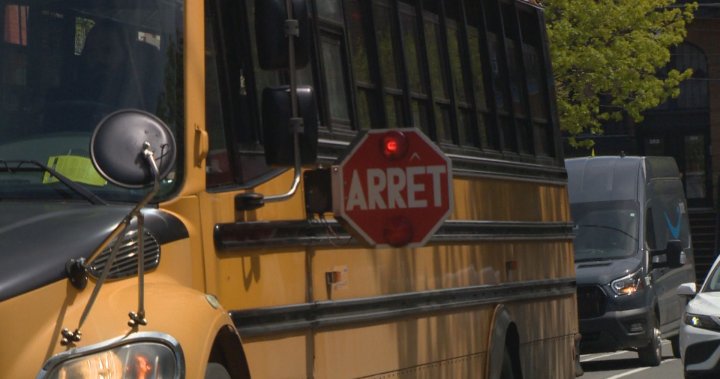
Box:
39 333 184 379
610 270 644 296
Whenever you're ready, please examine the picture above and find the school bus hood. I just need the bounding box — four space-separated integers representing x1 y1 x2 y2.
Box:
0 201 187 302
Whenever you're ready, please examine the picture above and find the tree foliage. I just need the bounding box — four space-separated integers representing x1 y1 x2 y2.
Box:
543 0 697 148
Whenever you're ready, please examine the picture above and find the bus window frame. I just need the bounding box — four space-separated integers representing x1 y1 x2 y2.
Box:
205 0 563 192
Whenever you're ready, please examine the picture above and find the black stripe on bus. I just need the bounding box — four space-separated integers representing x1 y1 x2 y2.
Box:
230 278 576 339
447 153 567 184
317 139 568 184
214 220 573 251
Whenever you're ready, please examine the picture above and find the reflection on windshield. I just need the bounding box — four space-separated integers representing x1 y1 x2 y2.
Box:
0 0 182 202
571 200 640 262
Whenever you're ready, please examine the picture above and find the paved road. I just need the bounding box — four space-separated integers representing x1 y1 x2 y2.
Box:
579 340 684 379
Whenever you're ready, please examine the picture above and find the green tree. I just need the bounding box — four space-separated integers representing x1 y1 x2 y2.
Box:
544 0 697 148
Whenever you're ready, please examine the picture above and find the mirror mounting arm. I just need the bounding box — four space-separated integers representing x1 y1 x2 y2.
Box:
261 0 303 204
264 117 303 204
127 142 159 327
60 142 160 345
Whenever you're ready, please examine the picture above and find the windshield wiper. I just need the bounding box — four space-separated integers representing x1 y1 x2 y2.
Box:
577 224 638 241
0 160 107 205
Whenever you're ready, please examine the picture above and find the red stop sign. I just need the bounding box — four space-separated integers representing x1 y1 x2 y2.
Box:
332 129 453 248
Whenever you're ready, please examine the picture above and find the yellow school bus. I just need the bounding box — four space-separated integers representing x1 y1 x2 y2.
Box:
0 0 577 377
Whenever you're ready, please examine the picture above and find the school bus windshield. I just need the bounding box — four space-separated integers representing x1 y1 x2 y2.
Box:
0 0 183 202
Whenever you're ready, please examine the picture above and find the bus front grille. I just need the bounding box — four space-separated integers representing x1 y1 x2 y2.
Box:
88 230 160 280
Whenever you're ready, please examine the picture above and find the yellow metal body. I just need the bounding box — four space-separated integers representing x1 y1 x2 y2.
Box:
0 0 577 377
197 174 578 378
0 1 238 377
0 239 235 378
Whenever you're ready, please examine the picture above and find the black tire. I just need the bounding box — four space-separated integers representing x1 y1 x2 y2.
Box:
638 318 663 366
205 362 232 379
500 349 517 379
671 335 682 358
685 370 714 379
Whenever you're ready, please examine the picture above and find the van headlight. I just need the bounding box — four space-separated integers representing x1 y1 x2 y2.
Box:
38 333 184 379
610 270 644 296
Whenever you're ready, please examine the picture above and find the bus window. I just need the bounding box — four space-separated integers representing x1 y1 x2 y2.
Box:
519 8 552 157
320 36 350 123
205 0 278 188
345 0 379 130
464 1 493 150
316 0 343 21
205 1 233 187
421 3 452 142
446 11 475 147
316 3 351 129
399 2 430 135
373 0 404 129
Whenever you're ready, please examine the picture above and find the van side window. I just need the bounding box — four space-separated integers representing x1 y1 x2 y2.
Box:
646 180 690 250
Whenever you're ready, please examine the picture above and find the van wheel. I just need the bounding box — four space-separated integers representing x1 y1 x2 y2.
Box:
670 335 682 358
205 362 232 379
638 319 662 366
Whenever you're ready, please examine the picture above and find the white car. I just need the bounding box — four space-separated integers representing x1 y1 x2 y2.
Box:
678 260 720 379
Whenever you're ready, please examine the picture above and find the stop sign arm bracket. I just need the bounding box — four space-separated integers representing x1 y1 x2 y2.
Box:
303 168 333 218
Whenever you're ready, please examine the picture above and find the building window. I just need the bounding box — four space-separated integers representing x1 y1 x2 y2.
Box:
676 43 708 109
658 42 708 110
3 4 28 46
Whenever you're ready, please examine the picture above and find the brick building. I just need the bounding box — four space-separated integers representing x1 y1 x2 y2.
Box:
563 0 720 280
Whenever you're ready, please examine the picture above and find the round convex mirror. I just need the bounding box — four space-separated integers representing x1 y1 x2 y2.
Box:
90 109 176 188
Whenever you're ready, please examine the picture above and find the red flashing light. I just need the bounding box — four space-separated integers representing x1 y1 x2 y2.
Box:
379 131 408 160
383 215 414 247
386 139 398 154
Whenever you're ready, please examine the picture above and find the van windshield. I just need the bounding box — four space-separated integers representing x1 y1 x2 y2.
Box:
571 200 640 262
0 0 183 203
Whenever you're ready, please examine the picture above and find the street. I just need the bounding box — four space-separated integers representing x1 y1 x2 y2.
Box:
580 340 683 379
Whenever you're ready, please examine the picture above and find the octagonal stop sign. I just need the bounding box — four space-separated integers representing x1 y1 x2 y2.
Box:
332 129 453 248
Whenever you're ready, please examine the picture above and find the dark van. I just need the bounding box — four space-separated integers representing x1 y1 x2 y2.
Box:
566 156 695 366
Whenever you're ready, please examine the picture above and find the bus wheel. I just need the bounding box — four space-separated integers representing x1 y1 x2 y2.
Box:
205 362 232 379
638 318 662 366
500 348 517 379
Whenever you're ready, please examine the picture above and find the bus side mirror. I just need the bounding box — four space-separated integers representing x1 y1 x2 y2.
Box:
90 109 176 188
255 0 309 70
262 86 318 166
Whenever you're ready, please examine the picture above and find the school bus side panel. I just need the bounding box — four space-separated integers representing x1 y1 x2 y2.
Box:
205 174 576 377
